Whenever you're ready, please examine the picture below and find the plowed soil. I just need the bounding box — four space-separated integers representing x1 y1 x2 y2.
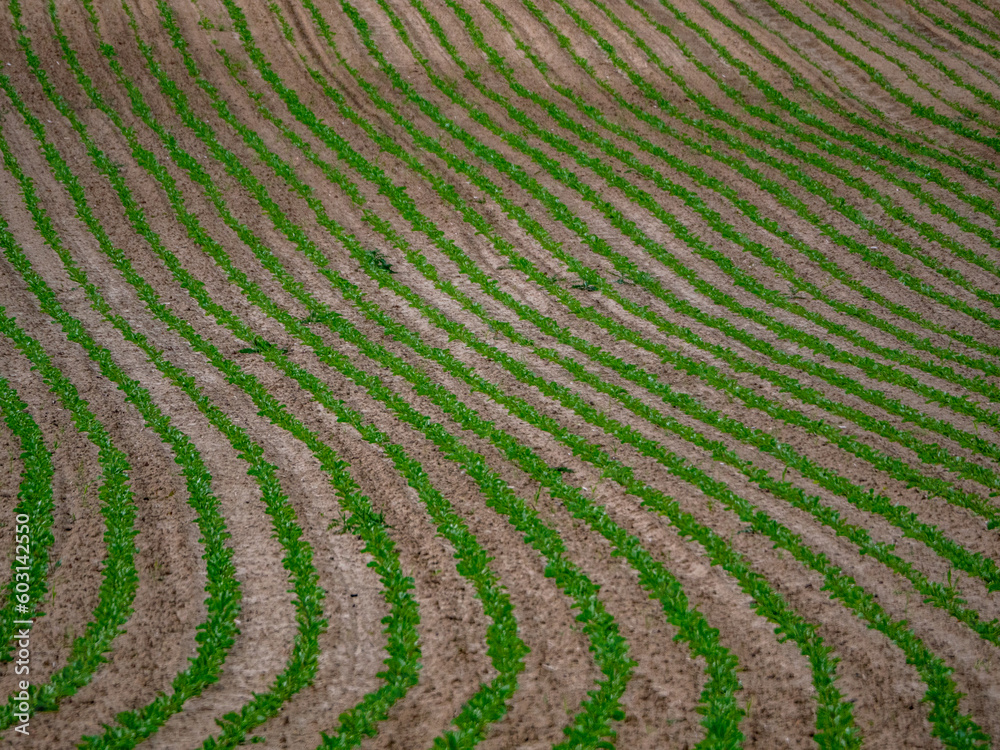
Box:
1 0 999 747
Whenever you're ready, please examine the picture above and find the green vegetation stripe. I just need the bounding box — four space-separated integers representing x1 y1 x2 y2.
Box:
145 1 751 736
254 0 1000 497
0 127 240 746
294 0 995 532
856 0 1000 90
5 0 993 746
901 0 1000 57
825 0 1000 114
0 374 54 659
98 3 651 743
533 0 1000 341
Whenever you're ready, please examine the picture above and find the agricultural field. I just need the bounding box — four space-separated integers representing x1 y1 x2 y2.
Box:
1 0 1000 746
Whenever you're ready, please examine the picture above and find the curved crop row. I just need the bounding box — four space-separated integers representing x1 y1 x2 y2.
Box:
0 374 54 659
